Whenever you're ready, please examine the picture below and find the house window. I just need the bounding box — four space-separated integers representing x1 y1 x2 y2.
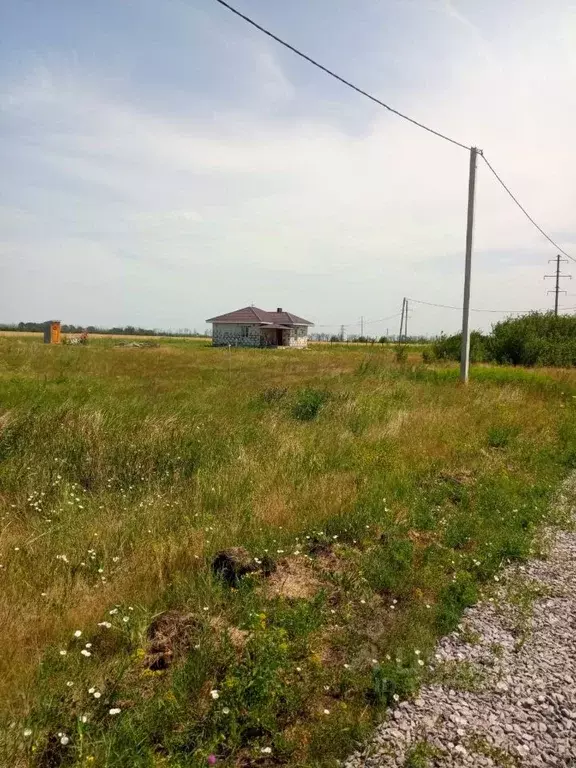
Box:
240 326 249 337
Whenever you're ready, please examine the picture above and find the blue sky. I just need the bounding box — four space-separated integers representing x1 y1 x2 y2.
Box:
1 0 575 335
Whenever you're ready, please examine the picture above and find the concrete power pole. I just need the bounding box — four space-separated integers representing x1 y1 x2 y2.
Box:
360 316 364 338
398 298 406 343
545 255 571 316
404 298 409 342
460 147 479 384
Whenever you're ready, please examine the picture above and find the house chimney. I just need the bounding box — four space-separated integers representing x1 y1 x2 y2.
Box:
276 307 282 313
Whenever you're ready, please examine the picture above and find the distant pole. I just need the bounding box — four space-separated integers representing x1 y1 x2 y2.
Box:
545 254 571 316
555 255 561 316
404 299 408 342
460 146 479 384
360 316 364 337
398 298 406 343
340 324 345 342
228 343 232 380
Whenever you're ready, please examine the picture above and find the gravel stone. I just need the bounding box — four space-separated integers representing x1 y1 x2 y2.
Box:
344 475 576 767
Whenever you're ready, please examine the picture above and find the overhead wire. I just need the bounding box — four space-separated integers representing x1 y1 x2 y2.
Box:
481 155 576 264
315 311 403 329
211 0 575 289
211 0 470 151
408 298 576 313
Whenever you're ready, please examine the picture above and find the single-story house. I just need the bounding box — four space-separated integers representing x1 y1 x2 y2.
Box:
207 306 314 348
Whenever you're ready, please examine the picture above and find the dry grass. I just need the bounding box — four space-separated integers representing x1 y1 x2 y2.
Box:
1 337 576 766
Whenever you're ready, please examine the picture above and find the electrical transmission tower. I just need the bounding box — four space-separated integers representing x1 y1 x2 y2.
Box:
544 255 572 316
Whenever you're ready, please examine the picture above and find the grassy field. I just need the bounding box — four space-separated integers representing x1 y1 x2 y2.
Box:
1 335 576 767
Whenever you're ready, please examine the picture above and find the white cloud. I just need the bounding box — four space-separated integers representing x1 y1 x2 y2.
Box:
1 3 576 334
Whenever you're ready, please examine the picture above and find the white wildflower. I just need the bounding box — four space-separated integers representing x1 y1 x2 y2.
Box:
81 649 91 657
210 690 220 700
109 708 121 715
23 728 32 737
73 630 82 638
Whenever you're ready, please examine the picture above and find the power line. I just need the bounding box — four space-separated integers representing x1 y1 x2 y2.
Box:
211 0 470 151
482 155 576 264
364 311 403 325
408 297 576 314
315 311 402 329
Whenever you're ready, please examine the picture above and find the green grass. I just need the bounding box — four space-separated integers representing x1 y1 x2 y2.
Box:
0 336 576 767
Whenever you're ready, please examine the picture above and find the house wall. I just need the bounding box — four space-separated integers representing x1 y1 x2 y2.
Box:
211 323 309 348
286 327 308 348
211 323 261 347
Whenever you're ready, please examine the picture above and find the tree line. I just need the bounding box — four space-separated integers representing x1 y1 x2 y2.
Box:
431 313 576 367
0 322 207 337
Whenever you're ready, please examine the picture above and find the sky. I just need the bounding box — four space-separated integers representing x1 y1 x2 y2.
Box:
1 0 576 336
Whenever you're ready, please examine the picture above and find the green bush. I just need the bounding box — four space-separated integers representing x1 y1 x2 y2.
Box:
395 345 408 363
421 348 434 364
291 388 330 421
430 313 576 368
369 660 419 707
432 331 488 363
489 313 576 366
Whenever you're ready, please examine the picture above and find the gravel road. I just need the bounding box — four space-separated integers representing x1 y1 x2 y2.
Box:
345 476 576 767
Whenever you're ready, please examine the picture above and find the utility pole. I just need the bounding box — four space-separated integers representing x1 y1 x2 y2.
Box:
545 255 571 316
360 316 364 338
460 146 479 384
340 324 345 342
398 298 406 343
404 298 409 342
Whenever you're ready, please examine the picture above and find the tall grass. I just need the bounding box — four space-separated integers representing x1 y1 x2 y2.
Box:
1 337 575 766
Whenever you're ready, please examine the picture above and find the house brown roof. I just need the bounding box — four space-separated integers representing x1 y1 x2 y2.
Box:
206 306 314 326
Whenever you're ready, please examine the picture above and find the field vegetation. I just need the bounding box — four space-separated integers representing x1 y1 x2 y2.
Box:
432 312 576 367
1 335 576 767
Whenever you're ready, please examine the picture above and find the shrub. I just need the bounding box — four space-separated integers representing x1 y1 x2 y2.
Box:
395 345 408 363
421 348 434 364
369 660 419 707
432 331 488 363
489 313 576 367
487 425 517 449
291 388 329 421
